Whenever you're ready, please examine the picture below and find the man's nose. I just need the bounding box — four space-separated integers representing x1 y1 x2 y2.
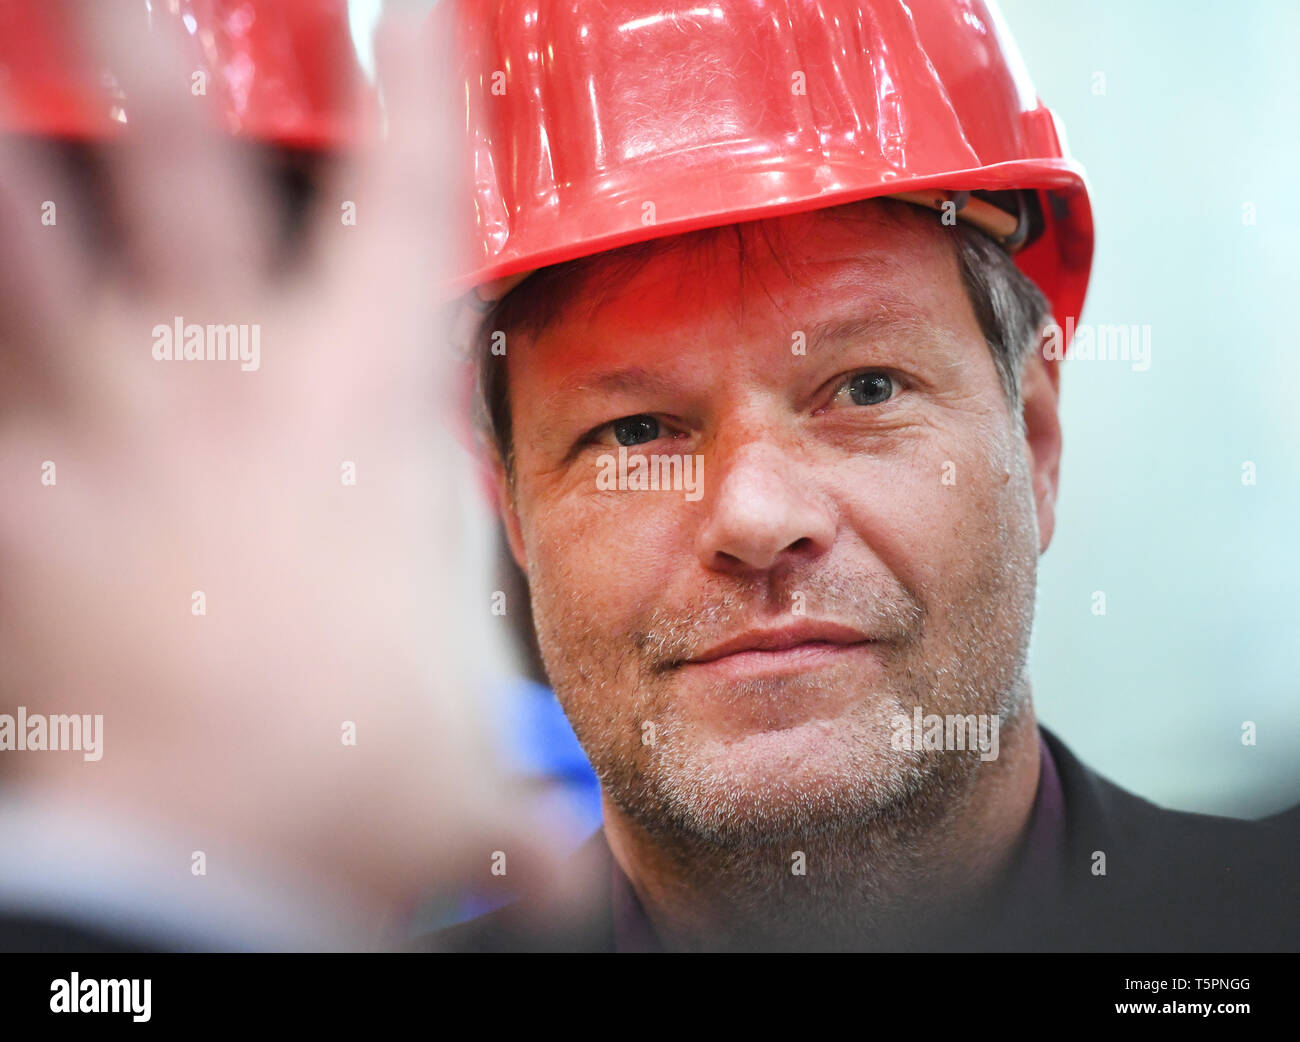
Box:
694 436 837 574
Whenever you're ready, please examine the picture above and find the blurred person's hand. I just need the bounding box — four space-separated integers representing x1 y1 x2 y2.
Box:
0 5 564 944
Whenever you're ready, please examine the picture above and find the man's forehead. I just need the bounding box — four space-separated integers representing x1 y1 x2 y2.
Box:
513 205 960 368
567 200 947 304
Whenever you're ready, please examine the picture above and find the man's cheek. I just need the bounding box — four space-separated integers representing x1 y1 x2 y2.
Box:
524 507 659 646
530 490 688 583
843 445 1016 587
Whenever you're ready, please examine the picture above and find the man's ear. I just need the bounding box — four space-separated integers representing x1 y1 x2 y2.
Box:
492 452 529 574
1020 344 1062 555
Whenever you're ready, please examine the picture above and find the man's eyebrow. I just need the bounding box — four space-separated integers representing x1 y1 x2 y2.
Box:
803 305 943 355
547 366 683 400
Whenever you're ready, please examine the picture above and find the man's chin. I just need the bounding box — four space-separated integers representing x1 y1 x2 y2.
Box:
623 723 934 847
691 715 881 769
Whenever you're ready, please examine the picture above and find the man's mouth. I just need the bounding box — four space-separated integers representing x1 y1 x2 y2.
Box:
676 621 878 680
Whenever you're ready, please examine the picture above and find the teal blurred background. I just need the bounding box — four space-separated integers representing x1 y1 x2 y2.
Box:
1000 0 1300 815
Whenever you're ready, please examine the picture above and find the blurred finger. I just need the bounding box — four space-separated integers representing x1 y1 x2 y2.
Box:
0 111 91 409
365 12 460 283
83 1 272 298
310 10 464 399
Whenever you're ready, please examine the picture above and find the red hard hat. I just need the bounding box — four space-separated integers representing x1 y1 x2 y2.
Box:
449 0 1093 339
0 0 366 148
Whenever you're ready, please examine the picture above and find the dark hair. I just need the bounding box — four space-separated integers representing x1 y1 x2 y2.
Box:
472 198 1049 478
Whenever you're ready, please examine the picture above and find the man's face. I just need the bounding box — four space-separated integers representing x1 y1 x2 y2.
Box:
499 203 1054 847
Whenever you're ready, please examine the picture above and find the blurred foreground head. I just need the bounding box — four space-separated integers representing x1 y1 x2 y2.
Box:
0 0 572 951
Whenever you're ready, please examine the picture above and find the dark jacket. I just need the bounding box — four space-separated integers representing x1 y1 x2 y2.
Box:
430 727 1300 952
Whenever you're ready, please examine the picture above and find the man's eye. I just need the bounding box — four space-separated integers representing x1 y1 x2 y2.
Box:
610 414 661 446
585 413 682 450
832 371 897 408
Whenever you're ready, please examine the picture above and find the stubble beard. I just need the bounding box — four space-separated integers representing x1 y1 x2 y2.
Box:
527 467 1040 944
